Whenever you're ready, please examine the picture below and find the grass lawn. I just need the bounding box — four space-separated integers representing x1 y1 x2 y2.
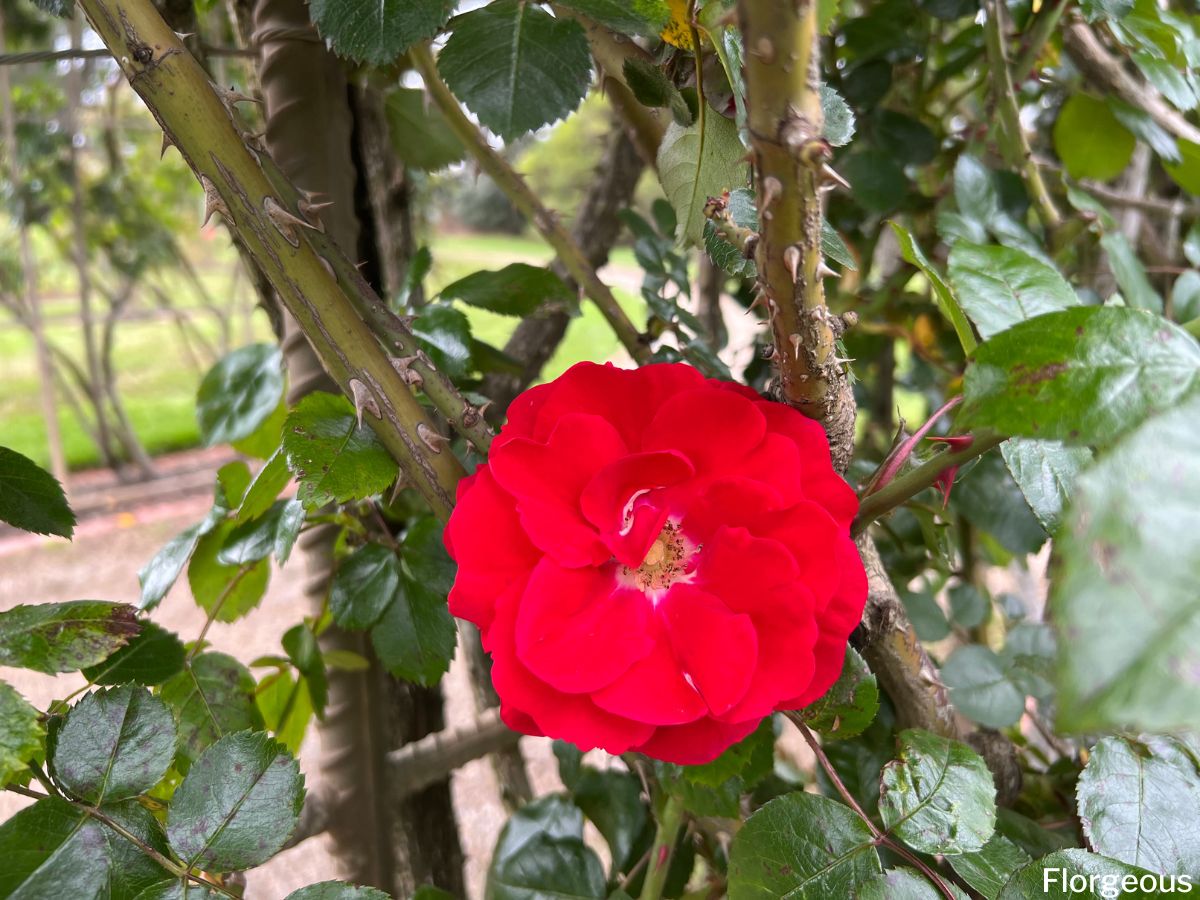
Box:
0 232 644 472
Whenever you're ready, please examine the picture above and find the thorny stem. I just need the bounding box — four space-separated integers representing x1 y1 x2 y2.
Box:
788 717 959 900
737 0 855 469
410 43 652 366
1012 0 1069 83
5 784 240 899
853 432 1006 538
982 0 1062 231
639 791 685 900
77 0 464 519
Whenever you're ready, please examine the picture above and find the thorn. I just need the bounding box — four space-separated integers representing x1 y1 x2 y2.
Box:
831 355 856 366
200 175 229 227
789 333 802 359
160 132 175 159
219 85 261 107
389 472 407 505
761 176 783 210
174 30 196 40
818 164 851 191
318 257 336 280
390 355 418 373
816 261 838 279
348 378 379 427
747 292 769 314
418 423 449 454
751 36 776 64
784 245 802 283
263 196 316 247
297 197 333 232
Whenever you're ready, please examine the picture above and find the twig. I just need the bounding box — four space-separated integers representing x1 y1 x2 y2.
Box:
982 0 1062 230
187 564 253 662
853 432 1005 537
639 792 685 900
4 784 239 899
786 717 959 900
737 0 856 469
1062 18 1200 146
1012 0 1069 83
410 43 651 366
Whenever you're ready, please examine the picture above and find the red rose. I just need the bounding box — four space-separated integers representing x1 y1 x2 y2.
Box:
445 362 867 764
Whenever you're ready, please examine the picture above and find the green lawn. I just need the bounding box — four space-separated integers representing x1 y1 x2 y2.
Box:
0 232 643 472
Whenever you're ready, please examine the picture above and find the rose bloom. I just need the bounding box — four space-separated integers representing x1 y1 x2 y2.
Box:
445 362 867 764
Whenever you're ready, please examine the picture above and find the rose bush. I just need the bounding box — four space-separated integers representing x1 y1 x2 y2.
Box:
445 362 867 763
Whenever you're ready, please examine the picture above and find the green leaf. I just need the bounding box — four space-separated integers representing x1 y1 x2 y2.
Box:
370 576 456 686
890 221 978 354
901 589 951 642
998 849 1167 899
0 679 43 788
941 645 1026 729
961 307 1200 445
0 797 169 899
572 768 648 873
256 669 313 755
948 583 989 629
402 516 456 597
728 792 881 899
330 543 402 630
236 450 291 523
1000 438 1092 533
385 86 465 172
309 0 453 65
1100 231 1164 312
821 84 855 146
411 304 474 380
196 344 285 448
283 392 399 510
440 263 574 317
232 397 286 461
487 795 608 900
999 622 1056 702
683 718 776 789
218 499 303 567
801 647 880 740
0 446 75 538
658 111 750 245
79 622 183 688
1173 271 1200 323
948 243 1079 340
31 0 72 16
1077 735 1200 878
553 0 669 36
53 686 175 804
160 653 263 770
860 868 970 899
842 148 907 212
1053 94 1136 181
282 623 327 717
822 220 857 271
1054 393 1200 734
622 58 692 126
138 517 220 612
188 521 270 623
952 450 1049 556
873 111 936 165
1164 139 1200 195
0 601 139 674
135 884 222 900
1133 51 1196 111
285 883 392 900
167 730 304 872
947 834 1033 899
952 155 998 241
437 0 592 141
879 730 997 856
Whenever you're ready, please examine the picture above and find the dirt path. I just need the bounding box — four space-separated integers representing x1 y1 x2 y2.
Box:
0 463 566 899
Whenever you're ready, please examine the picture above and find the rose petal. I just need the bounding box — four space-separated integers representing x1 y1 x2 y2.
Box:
528 362 706 447
489 413 627 565
515 559 654 693
696 526 800 611
757 402 859 526
489 581 655 753
732 433 805 508
446 467 540 633
591 631 707 725
661 585 757 716
753 502 843 608
720 585 819 721
642 388 767 472
580 450 695 567
631 716 762 765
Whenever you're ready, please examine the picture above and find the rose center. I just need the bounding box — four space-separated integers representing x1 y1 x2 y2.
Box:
621 521 696 595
